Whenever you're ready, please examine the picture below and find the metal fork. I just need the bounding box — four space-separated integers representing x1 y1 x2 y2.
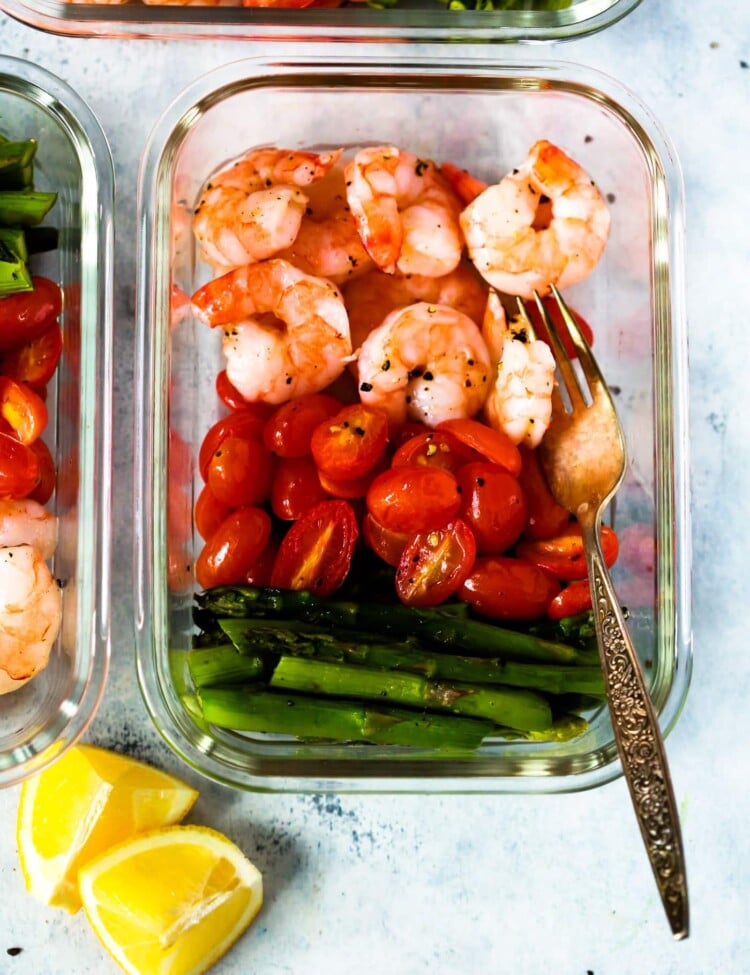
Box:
517 285 689 940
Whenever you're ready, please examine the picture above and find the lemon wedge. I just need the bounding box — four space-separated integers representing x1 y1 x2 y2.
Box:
78 825 263 975
17 743 199 913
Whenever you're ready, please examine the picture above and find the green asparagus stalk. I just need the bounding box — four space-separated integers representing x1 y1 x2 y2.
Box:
269 655 552 731
196 586 589 665
196 685 495 750
186 644 266 689
0 237 32 295
0 189 57 227
0 139 37 190
218 617 605 698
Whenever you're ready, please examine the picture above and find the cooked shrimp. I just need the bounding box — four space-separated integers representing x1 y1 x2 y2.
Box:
191 259 351 405
345 146 464 278
357 302 491 427
343 261 489 354
193 147 343 272
440 161 488 207
0 545 62 695
276 161 374 285
460 140 611 299
0 499 58 560
482 290 556 448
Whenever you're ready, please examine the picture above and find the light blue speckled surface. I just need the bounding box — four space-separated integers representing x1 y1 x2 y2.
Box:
1 1 749 972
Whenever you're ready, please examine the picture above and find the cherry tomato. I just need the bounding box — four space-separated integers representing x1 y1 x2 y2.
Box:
456 462 526 555
436 418 522 476
459 556 561 621
169 427 193 484
0 431 40 498
168 482 193 549
271 455 329 520
206 435 275 508
198 409 267 480
0 322 63 388
263 393 341 458
215 370 253 412
27 438 56 504
243 536 280 587
270 499 359 597
523 296 594 360
0 377 48 445
310 403 389 480
194 484 232 541
195 506 272 589
392 421 430 448
395 519 476 607
515 524 619 582
366 465 461 535
362 512 411 568
317 454 388 500
547 579 593 620
0 277 62 352
391 429 479 473
517 446 570 540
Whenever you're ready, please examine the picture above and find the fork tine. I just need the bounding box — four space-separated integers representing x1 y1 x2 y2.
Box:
548 283 608 397
512 296 538 342
531 290 587 410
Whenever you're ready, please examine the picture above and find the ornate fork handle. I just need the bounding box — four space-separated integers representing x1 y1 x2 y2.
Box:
579 510 689 940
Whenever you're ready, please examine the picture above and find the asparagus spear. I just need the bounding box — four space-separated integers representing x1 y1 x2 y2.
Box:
197 685 495 750
186 644 266 689
269 655 552 731
218 617 605 698
196 586 589 665
0 189 57 227
0 139 37 190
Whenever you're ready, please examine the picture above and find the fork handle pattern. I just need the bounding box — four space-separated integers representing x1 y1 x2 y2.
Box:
581 519 689 939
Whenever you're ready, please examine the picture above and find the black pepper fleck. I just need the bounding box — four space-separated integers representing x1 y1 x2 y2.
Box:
360 382 373 392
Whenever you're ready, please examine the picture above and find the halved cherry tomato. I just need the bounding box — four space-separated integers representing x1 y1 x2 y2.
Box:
515 524 619 582
0 377 48 445
366 465 461 535
523 296 594 360
263 393 341 458
271 455 329 520
456 462 526 555
459 556 561 621
194 484 232 541
27 438 56 504
206 435 275 508
195 506 272 589
436 418 522 476
243 536 280 587
317 455 387 500
362 512 411 568
391 429 479 473
395 519 476 608
517 446 570 540
0 322 63 388
310 403 389 481
270 499 359 597
198 409 268 480
0 431 40 498
0 276 62 352
216 370 253 412
547 579 593 620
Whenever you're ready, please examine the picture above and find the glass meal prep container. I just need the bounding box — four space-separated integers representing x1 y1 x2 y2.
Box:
135 55 691 794
0 0 642 43
0 57 114 789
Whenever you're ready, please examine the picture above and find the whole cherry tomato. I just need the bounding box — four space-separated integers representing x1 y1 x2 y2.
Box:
243 536 280 587
0 322 63 388
0 377 48 445
310 403 389 481
391 429 479 473
0 431 40 498
194 484 232 542
206 435 275 508
459 556 561 621
436 418 522 476
263 393 341 458
547 579 593 620
215 370 254 412
523 296 594 359
517 446 570 540
362 513 411 568
395 519 476 607
366 465 462 535
27 438 56 504
195 507 272 589
270 499 359 597
198 409 268 480
456 462 526 555
271 455 329 520
515 524 619 582
0 276 62 352
169 427 194 485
